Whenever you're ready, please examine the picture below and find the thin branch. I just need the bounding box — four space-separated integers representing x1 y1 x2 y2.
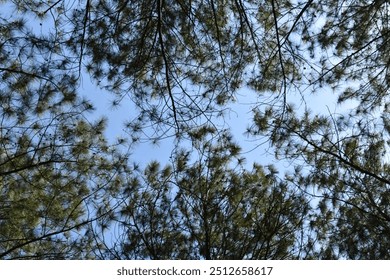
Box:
0 212 105 259
271 0 287 113
78 0 90 79
0 159 77 177
293 130 390 186
281 0 314 46
156 0 180 134
234 0 262 62
210 0 228 85
42 0 63 15
0 67 61 91
312 30 389 85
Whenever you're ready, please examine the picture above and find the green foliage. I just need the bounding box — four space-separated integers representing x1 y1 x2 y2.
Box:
112 130 309 259
0 3 129 257
2 0 390 259
0 93 129 258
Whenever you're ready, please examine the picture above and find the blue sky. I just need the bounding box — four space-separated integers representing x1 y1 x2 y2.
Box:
2 0 369 259
80 74 348 171
1 0 352 172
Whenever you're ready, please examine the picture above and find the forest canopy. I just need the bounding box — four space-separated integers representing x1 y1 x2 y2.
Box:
1 0 389 259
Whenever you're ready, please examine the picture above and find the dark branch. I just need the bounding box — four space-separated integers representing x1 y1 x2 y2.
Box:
156 0 180 134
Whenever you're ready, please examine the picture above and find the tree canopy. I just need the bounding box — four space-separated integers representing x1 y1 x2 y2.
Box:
1 0 390 259
108 130 309 259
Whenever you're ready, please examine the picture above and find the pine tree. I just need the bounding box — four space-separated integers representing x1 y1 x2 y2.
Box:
113 129 309 259
2 0 390 259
